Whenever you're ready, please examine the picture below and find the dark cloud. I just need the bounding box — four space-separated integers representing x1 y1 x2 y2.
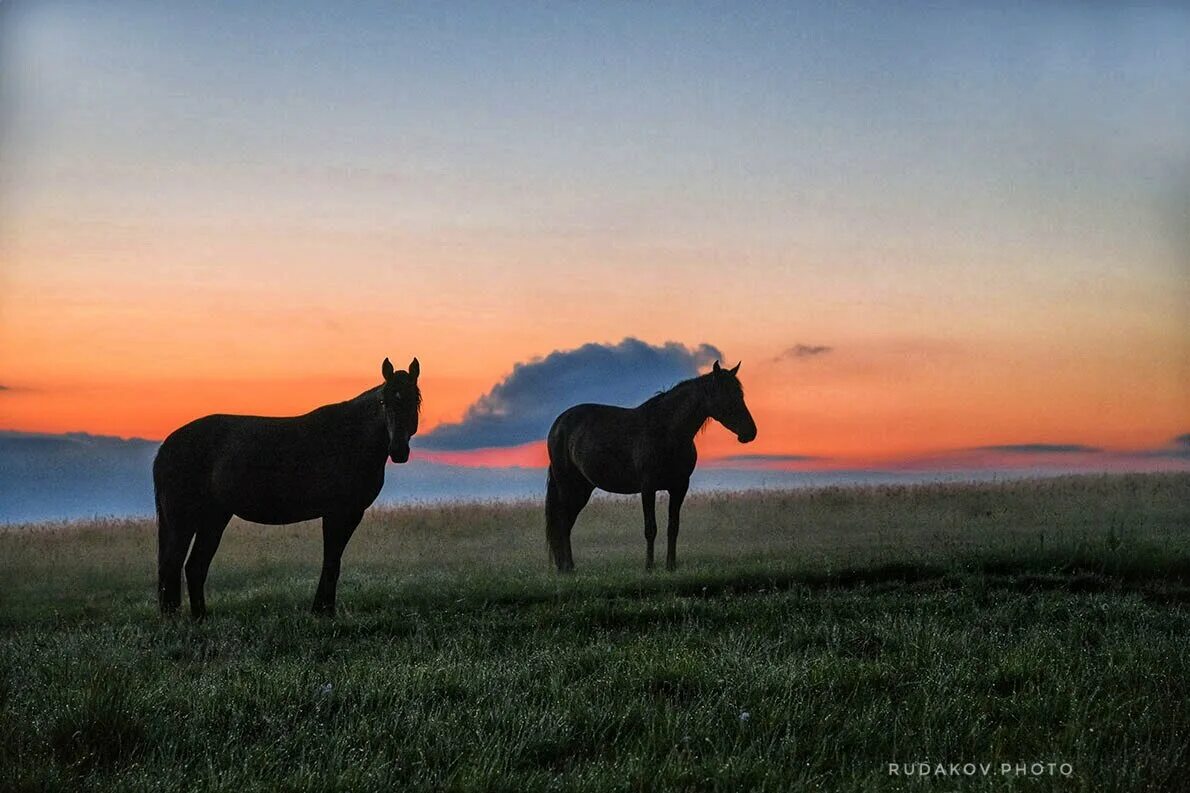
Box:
418 338 722 451
0 384 9 391
976 444 1102 454
777 344 833 361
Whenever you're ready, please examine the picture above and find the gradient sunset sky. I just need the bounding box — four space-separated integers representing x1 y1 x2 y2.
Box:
1 1 1187 469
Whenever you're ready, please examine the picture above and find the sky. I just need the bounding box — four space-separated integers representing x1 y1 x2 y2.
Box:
1 0 1188 510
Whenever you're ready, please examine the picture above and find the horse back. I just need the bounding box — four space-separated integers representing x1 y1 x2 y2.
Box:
154 411 385 524
548 403 668 494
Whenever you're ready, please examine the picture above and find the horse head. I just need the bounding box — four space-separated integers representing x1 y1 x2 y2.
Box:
707 360 757 443
380 357 421 463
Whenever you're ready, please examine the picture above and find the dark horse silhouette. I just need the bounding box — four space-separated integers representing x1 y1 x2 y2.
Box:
154 357 421 617
546 360 757 572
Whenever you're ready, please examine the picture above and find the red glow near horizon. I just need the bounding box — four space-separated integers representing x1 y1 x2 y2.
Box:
412 441 1190 474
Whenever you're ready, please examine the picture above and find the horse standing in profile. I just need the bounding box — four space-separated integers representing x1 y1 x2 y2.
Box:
546 360 757 572
154 357 421 618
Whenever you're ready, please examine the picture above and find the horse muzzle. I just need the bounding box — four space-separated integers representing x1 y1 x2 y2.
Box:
737 427 757 444
390 447 410 464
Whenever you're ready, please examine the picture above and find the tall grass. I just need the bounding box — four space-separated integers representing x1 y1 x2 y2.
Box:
0 474 1187 791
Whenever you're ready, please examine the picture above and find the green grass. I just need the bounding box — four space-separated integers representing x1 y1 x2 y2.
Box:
1 474 1188 791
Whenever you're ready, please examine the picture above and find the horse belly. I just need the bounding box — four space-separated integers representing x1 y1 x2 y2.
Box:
572 448 642 495
234 500 321 526
586 469 640 495
210 453 342 525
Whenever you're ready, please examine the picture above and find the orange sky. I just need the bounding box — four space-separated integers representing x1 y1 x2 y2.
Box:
1 3 1188 468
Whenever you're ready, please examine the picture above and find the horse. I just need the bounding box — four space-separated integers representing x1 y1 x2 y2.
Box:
153 357 421 618
545 360 757 572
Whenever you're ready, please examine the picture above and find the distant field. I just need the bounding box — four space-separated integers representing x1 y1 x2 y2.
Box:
1 474 1188 792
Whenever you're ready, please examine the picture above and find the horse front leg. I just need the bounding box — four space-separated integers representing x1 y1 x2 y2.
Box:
666 482 688 572
313 511 362 616
642 489 658 571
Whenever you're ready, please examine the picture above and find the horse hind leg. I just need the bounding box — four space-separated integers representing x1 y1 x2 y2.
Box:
184 509 231 620
546 470 591 573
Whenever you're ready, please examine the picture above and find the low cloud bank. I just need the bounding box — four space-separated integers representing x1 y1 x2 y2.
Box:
0 430 159 523
2 426 1186 525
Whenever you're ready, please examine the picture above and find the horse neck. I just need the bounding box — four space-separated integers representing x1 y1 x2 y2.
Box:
344 387 389 456
650 379 709 441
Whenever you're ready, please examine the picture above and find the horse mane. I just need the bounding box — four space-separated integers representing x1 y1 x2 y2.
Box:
638 373 716 434
640 369 745 434
639 373 706 410
354 380 422 413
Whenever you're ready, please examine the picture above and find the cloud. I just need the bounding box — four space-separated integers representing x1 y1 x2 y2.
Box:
0 384 9 391
417 338 722 450
3 426 1186 524
0 430 160 523
0 428 551 523
776 344 833 361
975 443 1102 454
717 454 824 464
706 453 826 470
1141 433 1190 460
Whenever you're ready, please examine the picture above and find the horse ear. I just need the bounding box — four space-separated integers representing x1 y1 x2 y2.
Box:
382 358 395 381
730 361 741 376
408 357 420 379
712 360 722 373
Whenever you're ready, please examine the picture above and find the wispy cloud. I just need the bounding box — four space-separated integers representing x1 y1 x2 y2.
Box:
975 443 1102 455
418 338 722 451
716 454 824 464
706 453 827 471
1140 433 1190 460
776 344 833 361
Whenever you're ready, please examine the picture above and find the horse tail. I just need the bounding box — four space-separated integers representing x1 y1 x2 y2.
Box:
153 443 189 613
545 466 568 564
154 454 168 566
545 468 559 567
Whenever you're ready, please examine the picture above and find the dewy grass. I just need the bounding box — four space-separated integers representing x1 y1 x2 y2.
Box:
0 473 1187 791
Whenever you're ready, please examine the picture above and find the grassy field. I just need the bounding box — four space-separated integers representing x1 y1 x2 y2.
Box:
1 474 1188 792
